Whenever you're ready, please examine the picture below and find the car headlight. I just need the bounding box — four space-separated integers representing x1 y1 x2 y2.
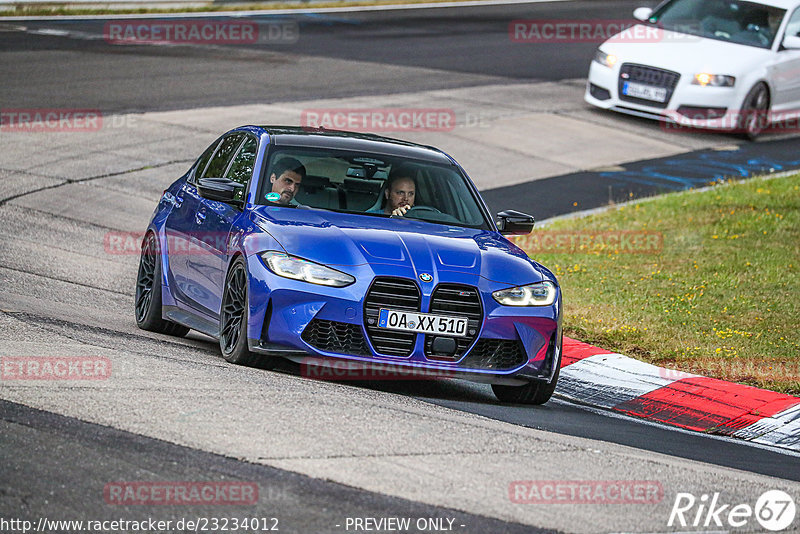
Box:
692 73 735 87
260 251 355 287
493 281 557 306
593 49 618 68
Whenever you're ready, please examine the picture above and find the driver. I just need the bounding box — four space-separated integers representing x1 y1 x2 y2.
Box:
268 157 305 205
368 166 417 216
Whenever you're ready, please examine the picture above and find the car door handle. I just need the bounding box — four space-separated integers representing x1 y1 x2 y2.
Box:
174 184 190 208
195 211 206 224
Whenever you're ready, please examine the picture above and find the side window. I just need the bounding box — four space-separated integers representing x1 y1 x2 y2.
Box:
225 136 258 186
191 139 221 183
202 133 244 179
785 7 800 38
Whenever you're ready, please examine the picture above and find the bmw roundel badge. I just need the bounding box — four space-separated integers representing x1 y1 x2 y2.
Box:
419 273 433 282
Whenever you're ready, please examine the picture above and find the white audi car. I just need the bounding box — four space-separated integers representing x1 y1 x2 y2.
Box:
585 0 800 138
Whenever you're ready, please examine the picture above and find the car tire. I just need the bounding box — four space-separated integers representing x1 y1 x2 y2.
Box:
135 232 190 337
738 83 770 141
219 257 277 368
491 336 562 405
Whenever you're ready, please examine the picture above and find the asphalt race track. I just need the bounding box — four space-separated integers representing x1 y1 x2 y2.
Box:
1 1 800 533
1 0 650 112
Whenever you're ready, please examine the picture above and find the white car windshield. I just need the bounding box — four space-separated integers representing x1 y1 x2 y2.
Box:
648 0 786 49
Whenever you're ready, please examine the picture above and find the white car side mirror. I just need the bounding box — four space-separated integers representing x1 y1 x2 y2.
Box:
633 7 653 21
783 35 800 49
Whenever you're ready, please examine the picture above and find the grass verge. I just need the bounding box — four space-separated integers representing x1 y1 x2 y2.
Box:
514 173 800 395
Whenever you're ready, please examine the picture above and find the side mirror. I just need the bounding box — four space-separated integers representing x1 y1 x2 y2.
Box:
783 35 800 49
496 210 535 235
197 177 245 206
633 7 653 21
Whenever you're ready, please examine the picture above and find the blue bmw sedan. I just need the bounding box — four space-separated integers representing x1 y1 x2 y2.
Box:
135 126 562 404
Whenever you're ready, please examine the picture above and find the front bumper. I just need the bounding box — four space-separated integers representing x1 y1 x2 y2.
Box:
585 60 745 131
244 254 562 384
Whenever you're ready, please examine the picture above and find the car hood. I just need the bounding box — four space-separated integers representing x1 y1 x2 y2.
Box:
250 206 546 286
601 25 769 74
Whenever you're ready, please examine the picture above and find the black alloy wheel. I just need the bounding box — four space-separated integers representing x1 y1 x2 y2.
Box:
135 234 157 325
220 257 274 367
134 232 189 337
492 334 562 405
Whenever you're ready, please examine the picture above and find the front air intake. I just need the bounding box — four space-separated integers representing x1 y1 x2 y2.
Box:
424 284 482 361
363 277 420 357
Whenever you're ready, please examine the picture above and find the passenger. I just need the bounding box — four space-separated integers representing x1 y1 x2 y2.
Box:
367 165 417 217
268 157 305 205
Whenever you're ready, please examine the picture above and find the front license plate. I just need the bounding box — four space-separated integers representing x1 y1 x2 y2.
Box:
378 309 468 338
622 81 667 102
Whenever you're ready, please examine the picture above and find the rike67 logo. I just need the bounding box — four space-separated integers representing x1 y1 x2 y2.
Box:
669 490 796 531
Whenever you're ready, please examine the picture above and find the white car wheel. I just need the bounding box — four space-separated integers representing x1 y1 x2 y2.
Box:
738 83 770 140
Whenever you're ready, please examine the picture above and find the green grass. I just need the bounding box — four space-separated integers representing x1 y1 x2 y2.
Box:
0 0 471 17
516 173 800 395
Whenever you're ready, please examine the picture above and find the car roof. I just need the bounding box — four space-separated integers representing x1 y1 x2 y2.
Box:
248 125 456 165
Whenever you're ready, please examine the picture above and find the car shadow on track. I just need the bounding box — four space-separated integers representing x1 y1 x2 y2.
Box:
187 335 546 407
267 357 502 404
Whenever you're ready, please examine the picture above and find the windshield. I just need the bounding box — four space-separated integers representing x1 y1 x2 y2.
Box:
257 147 491 229
648 0 786 49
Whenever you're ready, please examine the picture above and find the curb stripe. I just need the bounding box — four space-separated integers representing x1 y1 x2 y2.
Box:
558 353 681 408
722 396 800 432
560 336 613 366
738 404 800 449
559 337 800 452
613 376 800 434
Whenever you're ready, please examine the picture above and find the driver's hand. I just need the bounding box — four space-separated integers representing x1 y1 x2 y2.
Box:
391 204 412 217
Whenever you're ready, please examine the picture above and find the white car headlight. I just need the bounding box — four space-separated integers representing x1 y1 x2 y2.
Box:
493 281 557 306
260 251 355 287
594 49 618 68
692 73 735 87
